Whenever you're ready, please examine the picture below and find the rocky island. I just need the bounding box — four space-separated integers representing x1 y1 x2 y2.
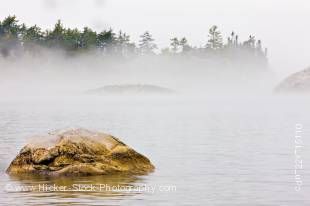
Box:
275 67 310 94
86 84 175 95
6 128 155 176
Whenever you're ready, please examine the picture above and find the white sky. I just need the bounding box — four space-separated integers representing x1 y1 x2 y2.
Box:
1 0 309 75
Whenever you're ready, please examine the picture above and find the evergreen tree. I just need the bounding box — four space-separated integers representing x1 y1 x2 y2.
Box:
234 35 239 46
179 37 191 53
21 25 45 52
244 35 255 49
207 25 223 50
170 37 179 53
227 31 235 47
139 31 157 55
117 31 130 45
0 15 20 38
116 30 132 55
23 25 43 43
46 20 65 48
97 29 116 52
80 27 97 49
0 15 21 57
0 15 269 64
256 40 262 51
63 28 81 50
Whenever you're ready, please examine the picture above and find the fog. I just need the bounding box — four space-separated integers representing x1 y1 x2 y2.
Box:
1 3 310 205
1 0 309 76
0 50 272 98
0 0 309 98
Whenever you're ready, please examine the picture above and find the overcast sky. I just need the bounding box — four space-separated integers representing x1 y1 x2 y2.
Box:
1 0 309 76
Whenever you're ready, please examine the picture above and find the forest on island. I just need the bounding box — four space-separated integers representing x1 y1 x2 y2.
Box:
0 16 268 69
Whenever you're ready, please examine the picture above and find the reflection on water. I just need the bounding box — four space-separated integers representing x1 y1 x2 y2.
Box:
8 174 142 196
2 173 151 205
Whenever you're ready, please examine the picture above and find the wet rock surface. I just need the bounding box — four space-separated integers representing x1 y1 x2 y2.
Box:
6 129 155 176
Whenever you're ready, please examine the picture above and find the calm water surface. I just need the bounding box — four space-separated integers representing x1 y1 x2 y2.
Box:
0 96 309 205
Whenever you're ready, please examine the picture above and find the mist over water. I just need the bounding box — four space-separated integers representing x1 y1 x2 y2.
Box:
0 20 308 204
2 0 310 75
1 95 310 205
0 50 276 98
1 48 310 205
1 1 310 205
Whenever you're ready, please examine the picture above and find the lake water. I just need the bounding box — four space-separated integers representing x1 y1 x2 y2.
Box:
0 96 310 205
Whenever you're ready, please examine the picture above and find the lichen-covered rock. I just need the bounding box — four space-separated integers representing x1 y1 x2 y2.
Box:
275 67 310 94
6 129 155 176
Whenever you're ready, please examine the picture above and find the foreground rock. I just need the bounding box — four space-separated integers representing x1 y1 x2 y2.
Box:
275 67 310 94
86 84 175 95
6 129 154 176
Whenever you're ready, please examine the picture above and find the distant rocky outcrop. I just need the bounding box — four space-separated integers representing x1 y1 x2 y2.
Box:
86 84 175 95
275 67 310 94
6 128 154 176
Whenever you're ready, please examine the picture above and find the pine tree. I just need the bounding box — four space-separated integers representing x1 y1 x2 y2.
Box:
63 28 81 50
80 27 97 49
23 25 43 42
0 15 20 38
46 20 65 47
170 37 179 53
227 31 235 47
244 35 255 49
0 15 21 57
235 35 239 46
256 40 262 51
207 25 223 50
97 29 116 51
139 31 157 55
21 25 45 52
116 30 132 55
179 37 191 53
0 16 269 63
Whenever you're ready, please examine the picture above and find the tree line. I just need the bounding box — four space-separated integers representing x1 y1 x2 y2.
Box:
0 15 267 64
